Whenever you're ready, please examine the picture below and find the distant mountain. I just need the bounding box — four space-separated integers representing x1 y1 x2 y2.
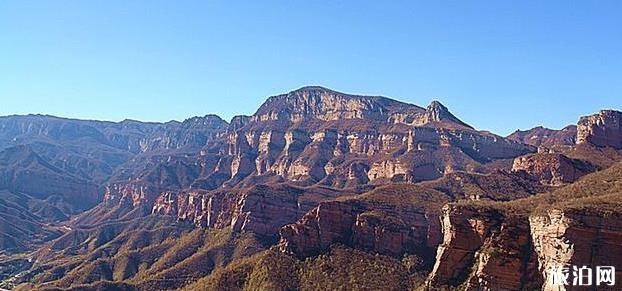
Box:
507 125 577 147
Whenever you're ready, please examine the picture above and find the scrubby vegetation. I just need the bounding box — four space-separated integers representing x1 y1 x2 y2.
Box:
184 246 426 291
13 218 267 291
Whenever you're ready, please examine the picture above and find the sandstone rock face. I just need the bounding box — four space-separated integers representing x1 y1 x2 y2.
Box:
418 100 473 129
577 110 622 149
465 216 542 291
104 183 152 208
278 191 443 259
511 153 597 186
426 204 622 290
427 205 543 290
508 125 577 148
152 185 303 237
427 205 501 287
149 184 349 238
530 209 622 291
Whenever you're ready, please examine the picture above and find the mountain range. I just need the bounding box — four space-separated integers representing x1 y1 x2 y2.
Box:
1 86 621 291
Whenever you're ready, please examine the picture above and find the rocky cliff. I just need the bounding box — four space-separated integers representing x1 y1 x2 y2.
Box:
151 185 313 238
426 204 542 290
278 187 445 259
511 153 597 186
577 110 622 149
530 208 622 291
426 161 622 290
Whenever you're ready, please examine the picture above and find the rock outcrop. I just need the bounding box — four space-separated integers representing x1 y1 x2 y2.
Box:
149 184 350 238
152 185 304 238
577 110 622 149
277 184 452 260
427 205 542 290
427 162 622 290
278 197 442 259
511 153 597 186
222 88 533 188
253 86 426 124
530 208 622 291
420 100 473 129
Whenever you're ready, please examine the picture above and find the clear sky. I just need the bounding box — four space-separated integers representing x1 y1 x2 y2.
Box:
1 1 621 135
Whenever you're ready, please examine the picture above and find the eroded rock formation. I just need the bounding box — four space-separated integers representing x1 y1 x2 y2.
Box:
278 197 442 259
511 153 597 186
531 208 622 291
576 110 622 149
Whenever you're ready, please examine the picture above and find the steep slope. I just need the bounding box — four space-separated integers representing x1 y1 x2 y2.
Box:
507 109 622 186
0 145 100 209
577 109 622 148
426 161 622 290
511 152 598 186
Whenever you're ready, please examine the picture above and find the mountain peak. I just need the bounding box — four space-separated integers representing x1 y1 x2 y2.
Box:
250 87 477 130
423 100 472 129
426 100 449 117
253 86 425 123
291 85 334 93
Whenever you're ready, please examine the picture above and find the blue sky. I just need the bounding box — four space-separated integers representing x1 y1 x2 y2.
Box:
1 1 621 135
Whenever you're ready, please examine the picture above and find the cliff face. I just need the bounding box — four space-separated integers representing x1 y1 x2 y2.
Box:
511 153 597 186
530 208 622 291
151 185 304 238
577 110 622 149
225 88 532 189
275 188 448 284
426 205 543 290
278 198 441 259
426 162 622 290
148 183 352 238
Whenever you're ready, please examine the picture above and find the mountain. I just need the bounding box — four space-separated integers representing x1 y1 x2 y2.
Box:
0 114 229 259
1 87 622 291
507 125 577 148
103 86 534 215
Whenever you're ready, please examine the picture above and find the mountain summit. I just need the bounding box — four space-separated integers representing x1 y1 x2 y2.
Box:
423 100 473 129
253 86 472 129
